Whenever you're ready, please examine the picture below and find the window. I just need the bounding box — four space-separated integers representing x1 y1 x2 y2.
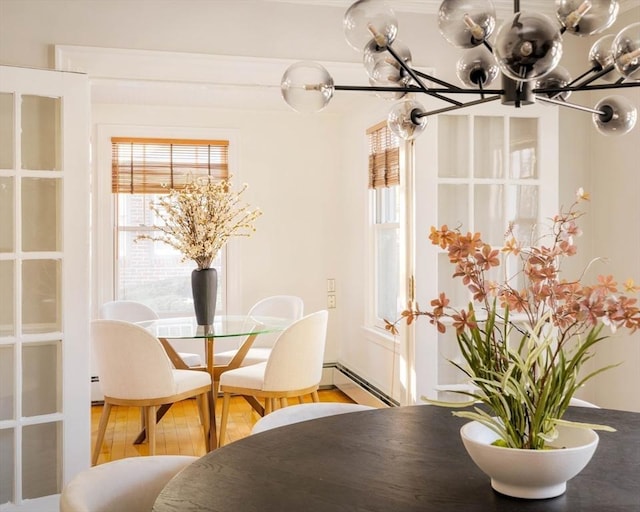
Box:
110 138 229 316
367 122 401 328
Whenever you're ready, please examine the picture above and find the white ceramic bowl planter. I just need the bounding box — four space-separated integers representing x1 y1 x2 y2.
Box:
460 421 599 499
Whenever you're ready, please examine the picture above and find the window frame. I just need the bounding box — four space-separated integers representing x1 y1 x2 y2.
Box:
93 125 242 319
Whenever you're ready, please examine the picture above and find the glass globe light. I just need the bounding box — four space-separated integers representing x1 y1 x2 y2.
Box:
344 0 398 53
612 22 640 81
363 39 412 79
280 61 335 113
556 0 619 36
387 100 427 140
456 47 499 87
535 66 573 102
438 0 496 49
592 95 637 135
369 76 408 100
588 34 619 82
493 11 563 82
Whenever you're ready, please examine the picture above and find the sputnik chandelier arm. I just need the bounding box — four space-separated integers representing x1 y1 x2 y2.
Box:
280 0 640 140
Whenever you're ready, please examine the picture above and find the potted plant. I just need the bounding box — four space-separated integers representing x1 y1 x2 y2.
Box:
386 189 639 498
137 175 261 325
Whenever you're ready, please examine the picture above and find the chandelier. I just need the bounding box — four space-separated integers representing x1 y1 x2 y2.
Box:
280 0 640 140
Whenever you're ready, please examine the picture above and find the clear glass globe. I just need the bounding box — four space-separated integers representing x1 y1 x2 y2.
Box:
280 61 335 113
387 100 427 140
456 47 499 87
535 66 573 102
592 95 637 135
556 0 619 36
369 76 408 100
363 39 412 79
493 11 563 82
344 0 397 53
588 34 619 82
612 22 640 80
438 0 496 48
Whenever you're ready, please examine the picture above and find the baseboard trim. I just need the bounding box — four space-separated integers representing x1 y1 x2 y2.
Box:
324 363 399 408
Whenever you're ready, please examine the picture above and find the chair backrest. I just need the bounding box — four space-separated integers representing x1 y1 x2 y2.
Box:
99 300 159 322
60 455 197 512
247 295 304 348
91 319 177 399
263 310 328 391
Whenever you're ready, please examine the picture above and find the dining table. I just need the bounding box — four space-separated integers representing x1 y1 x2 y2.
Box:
152 403 639 511
139 314 291 449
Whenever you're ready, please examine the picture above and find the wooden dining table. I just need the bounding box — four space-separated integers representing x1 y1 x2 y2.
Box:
152 404 640 511
140 315 291 449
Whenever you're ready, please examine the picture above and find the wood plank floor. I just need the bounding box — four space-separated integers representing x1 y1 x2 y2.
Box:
91 388 354 465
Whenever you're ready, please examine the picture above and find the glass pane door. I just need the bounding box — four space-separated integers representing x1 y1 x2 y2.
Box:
0 65 89 507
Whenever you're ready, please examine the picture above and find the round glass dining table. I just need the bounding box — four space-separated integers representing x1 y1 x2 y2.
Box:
139 315 292 449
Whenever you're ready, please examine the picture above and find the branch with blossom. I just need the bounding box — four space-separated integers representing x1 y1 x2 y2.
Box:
136 176 262 270
385 189 640 449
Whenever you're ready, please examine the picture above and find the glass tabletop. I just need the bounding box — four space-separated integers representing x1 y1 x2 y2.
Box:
138 315 292 339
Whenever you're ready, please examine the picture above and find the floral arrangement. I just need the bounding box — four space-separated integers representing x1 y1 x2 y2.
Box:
386 189 639 449
136 176 261 270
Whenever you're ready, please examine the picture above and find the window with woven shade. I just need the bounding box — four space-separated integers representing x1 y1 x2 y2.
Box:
367 122 402 329
367 121 400 189
110 137 230 316
111 137 229 194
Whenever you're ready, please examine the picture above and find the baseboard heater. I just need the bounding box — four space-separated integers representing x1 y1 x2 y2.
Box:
325 363 398 408
92 364 399 408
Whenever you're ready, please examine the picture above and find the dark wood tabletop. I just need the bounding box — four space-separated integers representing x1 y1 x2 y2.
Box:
153 404 640 512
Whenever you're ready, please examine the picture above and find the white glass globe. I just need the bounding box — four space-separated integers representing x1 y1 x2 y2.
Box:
535 66 573 102
387 100 427 140
344 0 397 53
280 61 335 113
612 22 640 81
592 95 637 135
363 39 411 80
438 0 496 48
456 47 499 87
493 11 563 82
556 0 619 36
588 34 619 83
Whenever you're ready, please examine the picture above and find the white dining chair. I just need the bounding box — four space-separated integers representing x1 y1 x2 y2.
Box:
91 320 212 464
214 295 304 367
218 310 329 446
60 455 197 512
99 300 202 367
251 402 375 434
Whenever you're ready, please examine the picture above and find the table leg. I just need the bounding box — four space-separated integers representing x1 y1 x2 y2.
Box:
207 336 218 449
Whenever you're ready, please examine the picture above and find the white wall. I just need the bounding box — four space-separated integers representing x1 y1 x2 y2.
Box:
1 0 638 411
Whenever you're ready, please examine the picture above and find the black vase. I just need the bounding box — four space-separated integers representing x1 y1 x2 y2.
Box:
191 268 218 326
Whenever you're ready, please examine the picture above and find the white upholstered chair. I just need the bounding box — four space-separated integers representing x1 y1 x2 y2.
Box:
251 402 375 435
218 310 329 446
214 295 304 367
60 455 197 512
99 300 202 368
91 320 211 465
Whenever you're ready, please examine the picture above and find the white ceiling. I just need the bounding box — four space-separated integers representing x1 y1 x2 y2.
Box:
266 0 637 16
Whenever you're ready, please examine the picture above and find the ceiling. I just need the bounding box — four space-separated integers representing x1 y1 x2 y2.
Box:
266 0 638 16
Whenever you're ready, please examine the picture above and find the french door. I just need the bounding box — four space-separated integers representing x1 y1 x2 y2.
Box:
0 65 90 509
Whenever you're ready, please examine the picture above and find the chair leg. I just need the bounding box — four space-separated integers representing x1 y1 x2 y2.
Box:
311 390 320 403
280 397 288 408
92 402 112 466
297 396 305 405
146 405 156 456
219 392 232 447
197 392 211 452
265 398 273 415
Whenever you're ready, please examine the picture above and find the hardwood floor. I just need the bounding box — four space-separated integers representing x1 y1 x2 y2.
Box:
91 388 354 465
